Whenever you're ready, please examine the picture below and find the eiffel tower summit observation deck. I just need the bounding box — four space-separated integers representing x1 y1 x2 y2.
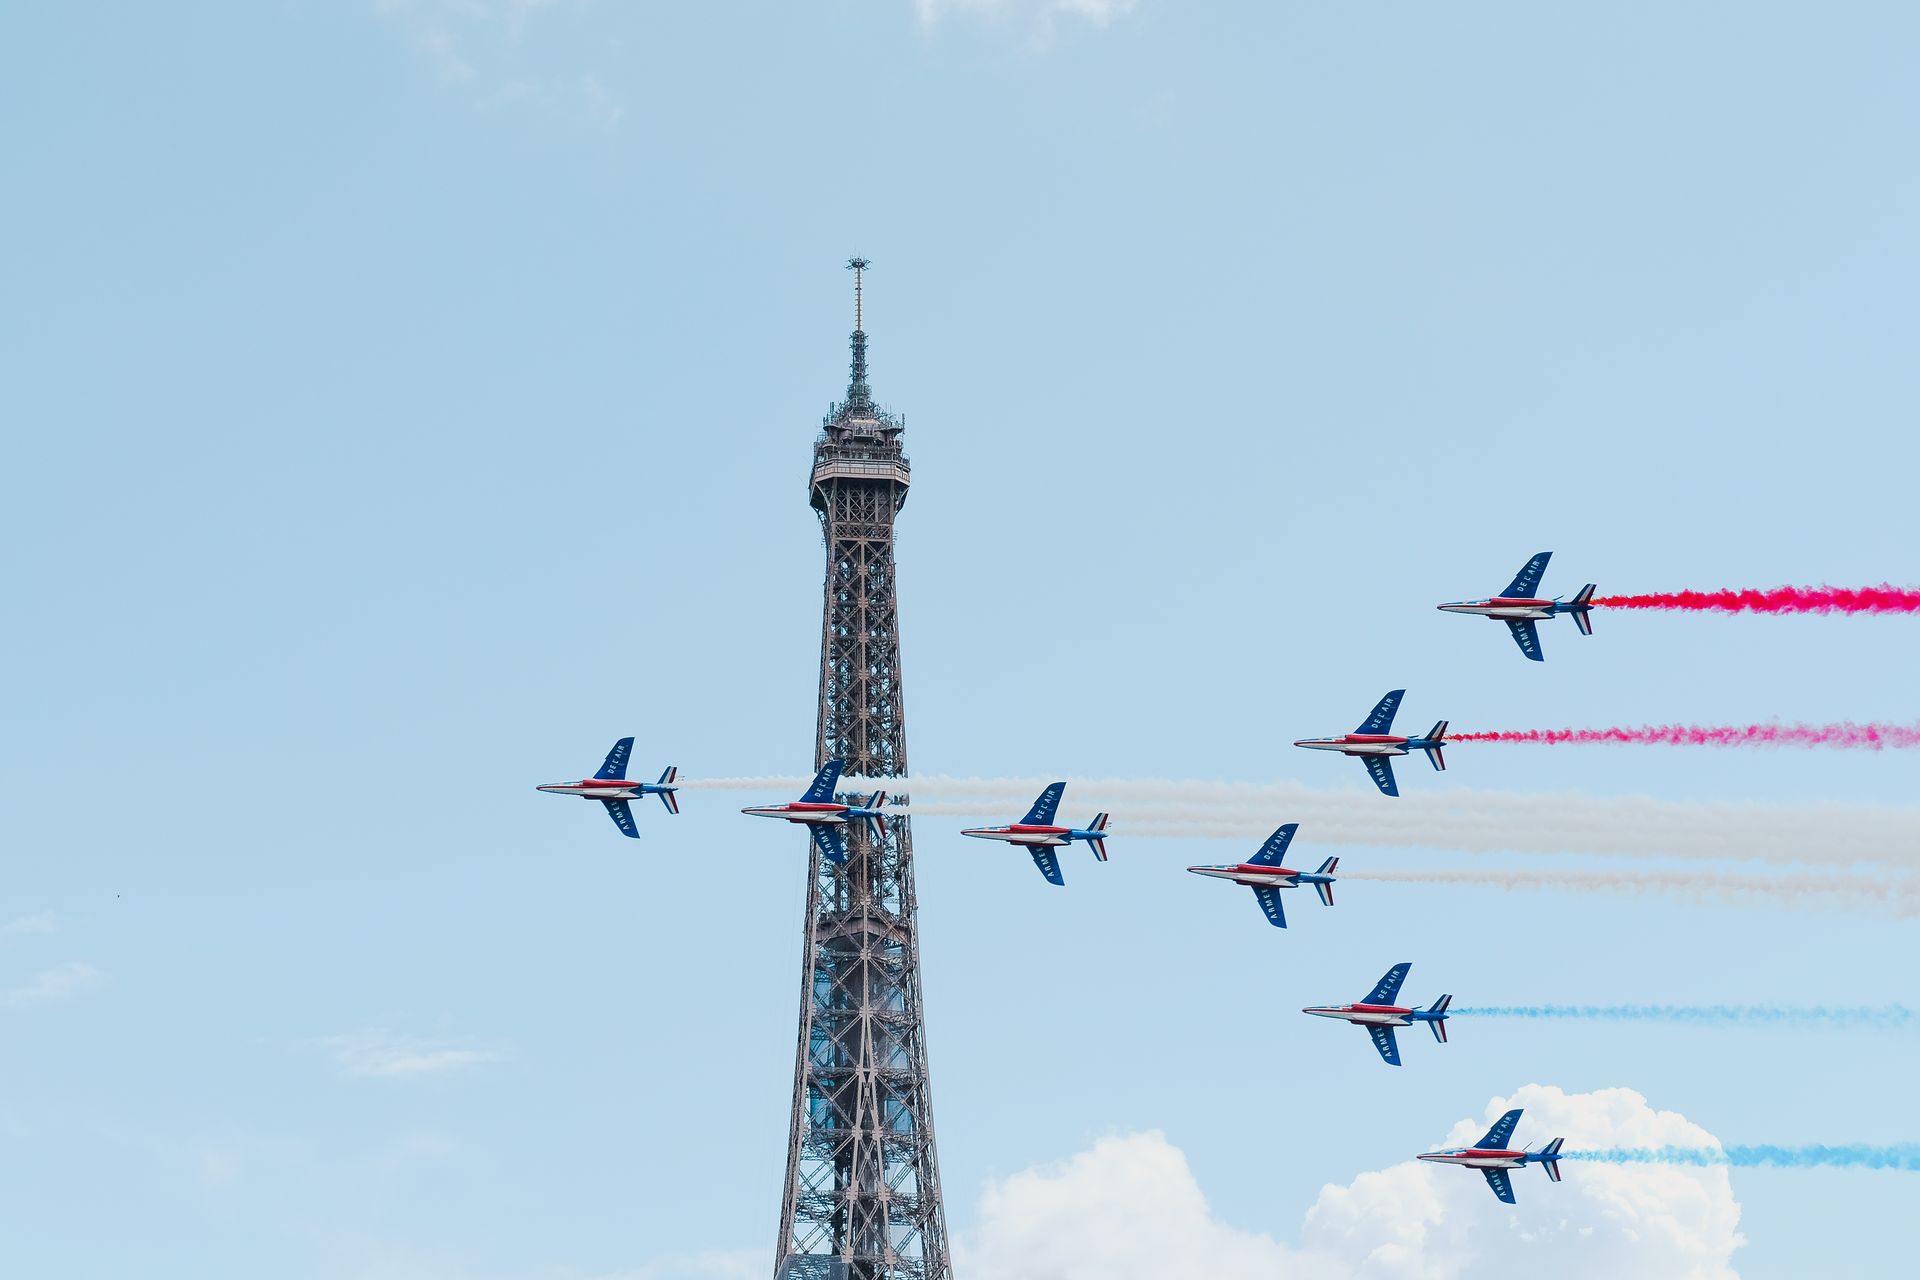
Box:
773 260 952 1280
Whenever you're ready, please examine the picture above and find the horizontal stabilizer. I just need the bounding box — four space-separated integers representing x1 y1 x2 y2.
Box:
1314 879 1335 908
1541 1136 1565 1182
1571 584 1597 636
657 789 680 815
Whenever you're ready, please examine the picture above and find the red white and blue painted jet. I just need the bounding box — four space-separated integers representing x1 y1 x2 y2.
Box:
536 737 679 838
1185 823 1336 927
1293 689 1448 797
1302 962 1452 1065
960 783 1110 885
1417 1108 1566 1204
739 760 890 866
1438 551 1597 662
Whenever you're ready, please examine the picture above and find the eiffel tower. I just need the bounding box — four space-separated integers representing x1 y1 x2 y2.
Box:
773 260 952 1280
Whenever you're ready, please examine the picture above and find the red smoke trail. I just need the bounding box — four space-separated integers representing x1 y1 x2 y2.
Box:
1594 585 1920 614
1453 722 1920 749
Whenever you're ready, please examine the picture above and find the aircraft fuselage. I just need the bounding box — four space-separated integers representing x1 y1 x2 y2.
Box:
539 779 643 800
1185 863 1304 887
961 823 1071 847
1293 734 1410 757
1437 596 1555 621
1418 1148 1526 1170
1302 1002 1416 1027
740 802 852 825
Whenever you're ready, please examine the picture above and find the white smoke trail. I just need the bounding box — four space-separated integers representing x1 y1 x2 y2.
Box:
1341 867 1920 916
678 773 1920 868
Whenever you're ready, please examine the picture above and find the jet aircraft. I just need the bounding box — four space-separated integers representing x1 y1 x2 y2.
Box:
1293 689 1449 796
1417 1108 1566 1204
536 737 679 838
1302 962 1452 1064
960 782 1110 885
1185 823 1336 927
739 760 889 865
1437 551 1596 661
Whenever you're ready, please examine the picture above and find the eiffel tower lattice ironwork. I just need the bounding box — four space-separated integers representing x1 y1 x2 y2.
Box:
774 260 952 1280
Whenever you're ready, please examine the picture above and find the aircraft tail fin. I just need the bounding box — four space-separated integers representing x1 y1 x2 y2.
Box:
1428 994 1451 1043
1423 722 1448 771
1087 812 1110 862
1311 856 1337 907
1571 584 1597 636
1540 1136 1565 1182
656 766 680 814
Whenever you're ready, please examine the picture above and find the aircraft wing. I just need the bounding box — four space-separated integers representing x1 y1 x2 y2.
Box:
1363 755 1400 797
1029 846 1065 886
601 798 639 838
809 823 848 865
801 760 846 805
1364 963 1412 1005
1475 1108 1523 1152
1248 823 1299 867
1482 1167 1516 1204
596 736 634 780
1505 618 1544 661
1356 689 1405 734
1020 782 1066 827
1502 552 1552 599
1252 885 1287 927
1367 1024 1401 1066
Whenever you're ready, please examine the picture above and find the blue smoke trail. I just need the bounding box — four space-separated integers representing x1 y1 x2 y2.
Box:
1570 1145 1920 1171
1452 1004 1912 1029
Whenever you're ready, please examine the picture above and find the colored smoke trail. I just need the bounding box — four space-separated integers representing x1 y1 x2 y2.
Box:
679 774 1920 867
1569 1144 1920 1172
1595 584 1920 614
1452 721 1920 749
1339 867 1920 916
1453 1004 1913 1029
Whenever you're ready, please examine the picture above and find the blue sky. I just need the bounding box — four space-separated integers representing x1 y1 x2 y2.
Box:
2 3 1915 1277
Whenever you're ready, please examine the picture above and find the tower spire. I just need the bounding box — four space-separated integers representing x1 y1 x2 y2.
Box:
846 256 872 410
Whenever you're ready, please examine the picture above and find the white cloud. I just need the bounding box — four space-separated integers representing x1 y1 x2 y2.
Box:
1 960 103 1008
319 1029 499 1078
915 0 1138 32
0 911 58 939
960 1086 1745 1280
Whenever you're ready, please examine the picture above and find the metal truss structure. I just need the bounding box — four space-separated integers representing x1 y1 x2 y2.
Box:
774 261 953 1280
